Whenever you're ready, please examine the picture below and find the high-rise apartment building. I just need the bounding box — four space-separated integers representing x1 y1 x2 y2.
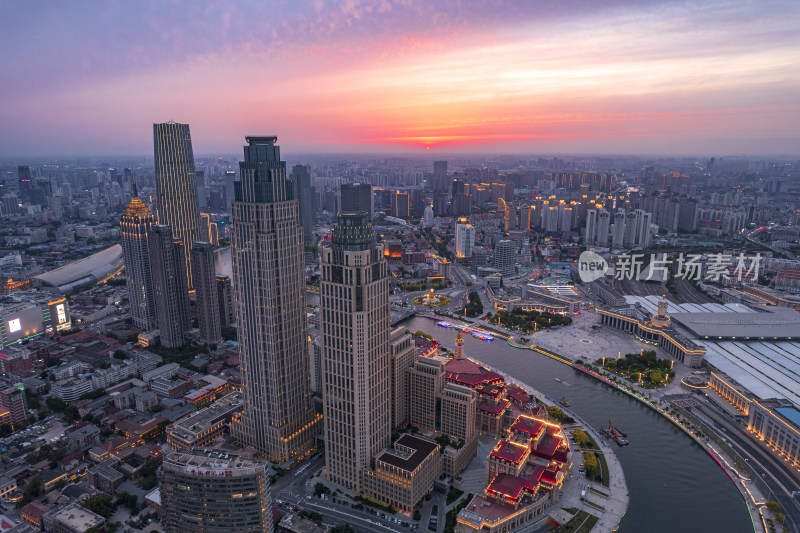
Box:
596 209 611 246
389 327 415 431
320 212 390 491
229 137 320 464
0 384 28 427
612 211 626 248
153 122 201 290
341 183 373 219
455 221 475 258
494 240 516 277
585 208 597 245
423 204 435 227
191 242 222 345
120 184 158 331
291 165 314 243
160 449 273 533
149 225 191 348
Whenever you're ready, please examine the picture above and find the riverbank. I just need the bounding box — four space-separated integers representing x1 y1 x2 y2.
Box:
476 359 630 533
417 313 763 533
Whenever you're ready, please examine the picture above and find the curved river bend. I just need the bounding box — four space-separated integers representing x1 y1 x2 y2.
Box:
402 316 752 533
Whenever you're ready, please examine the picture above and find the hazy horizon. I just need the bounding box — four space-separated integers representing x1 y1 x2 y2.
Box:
2 0 799 158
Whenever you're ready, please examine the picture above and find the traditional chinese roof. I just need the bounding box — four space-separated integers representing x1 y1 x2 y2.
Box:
489 440 528 464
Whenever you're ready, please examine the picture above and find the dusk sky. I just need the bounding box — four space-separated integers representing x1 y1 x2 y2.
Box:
2 0 799 157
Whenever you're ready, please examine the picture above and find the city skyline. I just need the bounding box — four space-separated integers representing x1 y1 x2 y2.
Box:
1 1 799 157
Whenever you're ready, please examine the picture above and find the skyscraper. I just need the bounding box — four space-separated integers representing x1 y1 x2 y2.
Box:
215 275 234 328
229 136 320 464
160 449 273 533
391 190 409 217
433 160 448 191
455 221 475 258
320 211 390 491
191 242 222 345
149 225 191 348
120 183 158 331
585 208 597 245
596 209 611 246
291 165 314 243
494 239 516 277
153 122 201 290
17 166 31 202
340 183 373 218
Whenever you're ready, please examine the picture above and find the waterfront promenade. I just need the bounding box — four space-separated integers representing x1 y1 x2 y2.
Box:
479 359 629 533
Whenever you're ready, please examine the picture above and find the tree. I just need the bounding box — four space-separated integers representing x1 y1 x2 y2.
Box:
332 526 355 533
572 430 590 447
81 494 114 518
547 406 566 422
584 452 599 474
314 482 330 497
774 513 785 524
649 370 664 385
766 501 781 512
0 424 11 437
413 510 421 521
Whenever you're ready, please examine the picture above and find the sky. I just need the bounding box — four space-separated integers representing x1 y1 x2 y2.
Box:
1 0 799 157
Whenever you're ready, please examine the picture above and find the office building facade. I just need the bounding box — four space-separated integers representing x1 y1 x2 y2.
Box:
341 183 374 219
153 122 202 289
291 165 314 243
320 212 391 491
229 137 320 464
494 240 516 277
149 225 191 348
191 241 222 344
160 449 272 533
120 186 158 331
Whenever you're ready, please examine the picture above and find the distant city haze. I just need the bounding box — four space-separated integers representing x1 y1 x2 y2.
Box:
1 1 799 156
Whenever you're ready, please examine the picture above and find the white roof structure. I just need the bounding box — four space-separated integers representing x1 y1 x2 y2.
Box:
33 245 123 294
623 295 752 315
700 340 800 408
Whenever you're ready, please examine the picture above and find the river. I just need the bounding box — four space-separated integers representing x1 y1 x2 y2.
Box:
400 316 753 533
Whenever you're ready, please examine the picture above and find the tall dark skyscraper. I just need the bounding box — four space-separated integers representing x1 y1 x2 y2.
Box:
340 183 373 218
150 225 191 348
120 183 158 331
320 212 390 491
17 166 31 202
190 241 222 345
230 136 320 464
433 160 448 190
153 122 201 290
290 164 314 243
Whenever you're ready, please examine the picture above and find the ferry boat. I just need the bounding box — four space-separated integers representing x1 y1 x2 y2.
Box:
601 420 629 446
559 396 571 407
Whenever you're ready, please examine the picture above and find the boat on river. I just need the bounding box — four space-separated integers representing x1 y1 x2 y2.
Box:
601 420 629 446
559 396 571 407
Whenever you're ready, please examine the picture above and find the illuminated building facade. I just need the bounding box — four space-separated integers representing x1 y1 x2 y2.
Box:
153 122 201 290
457 415 570 533
149 226 191 348
0 383 28 427
160 449 273 533
455 221 475 258
320 212 390 491
229 136 320 464
120 186 158 331
191 241 222 344
362 434 441 513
